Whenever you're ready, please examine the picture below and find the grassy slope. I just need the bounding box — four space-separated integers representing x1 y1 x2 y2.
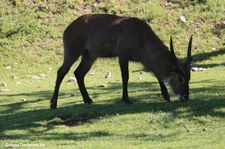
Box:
0 0 225 148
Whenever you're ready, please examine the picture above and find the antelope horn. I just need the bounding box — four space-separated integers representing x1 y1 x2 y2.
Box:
170 36 177 60
186 35 193 68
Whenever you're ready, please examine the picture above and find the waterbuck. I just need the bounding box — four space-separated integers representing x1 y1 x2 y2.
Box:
50 14 193 109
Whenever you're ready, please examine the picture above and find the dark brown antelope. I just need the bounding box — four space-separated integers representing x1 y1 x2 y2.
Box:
50 14 193 109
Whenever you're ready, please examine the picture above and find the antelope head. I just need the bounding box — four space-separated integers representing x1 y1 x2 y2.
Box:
166 36 193 102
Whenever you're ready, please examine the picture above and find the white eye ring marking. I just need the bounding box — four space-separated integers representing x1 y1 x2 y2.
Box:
163 76 185 84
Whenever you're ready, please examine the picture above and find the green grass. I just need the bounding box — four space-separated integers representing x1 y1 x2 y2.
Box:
1 0 225 148
1 57 225 148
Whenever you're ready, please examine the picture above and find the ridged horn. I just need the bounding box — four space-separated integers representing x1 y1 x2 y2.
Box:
170 36 177 60
186 35 193 69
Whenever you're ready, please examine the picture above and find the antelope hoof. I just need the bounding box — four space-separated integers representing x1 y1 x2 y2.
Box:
84 98 93 104
123 98 132 104
163 95 170 102
165 98 171 102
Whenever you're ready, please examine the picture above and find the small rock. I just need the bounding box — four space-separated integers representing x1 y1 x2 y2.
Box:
105 71 112 78
0 82 7 87
38 74 45 77
67 77 76 82
198 68 204 71
0 89 9 92
31 76 41 80
192 67 198 71
180 16 186 23
5 66 11 69
89 72 95 75
98 84 106 87
191 67 205 72
138 77 143 80
222 20 225 25
11 76 17 79
93 2 98 7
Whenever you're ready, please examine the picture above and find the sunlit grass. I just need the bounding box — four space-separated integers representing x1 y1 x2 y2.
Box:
1 57 225 148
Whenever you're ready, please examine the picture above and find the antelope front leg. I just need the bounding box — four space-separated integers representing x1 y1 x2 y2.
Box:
157 78 170 102
119 58 132 104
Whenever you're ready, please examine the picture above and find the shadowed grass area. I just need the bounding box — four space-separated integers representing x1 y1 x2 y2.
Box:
0 61 225 148
1 50 225 148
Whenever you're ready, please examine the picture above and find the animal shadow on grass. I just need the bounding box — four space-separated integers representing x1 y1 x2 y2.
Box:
0 79 225 141
192 47 225 68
